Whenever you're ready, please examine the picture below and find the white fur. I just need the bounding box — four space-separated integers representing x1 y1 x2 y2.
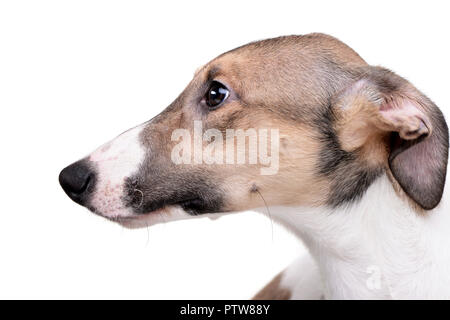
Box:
279 254 323 299
89 125 146 218
258 173 450 299
117 206 220 229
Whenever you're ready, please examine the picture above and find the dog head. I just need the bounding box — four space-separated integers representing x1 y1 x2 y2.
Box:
59 34 448 228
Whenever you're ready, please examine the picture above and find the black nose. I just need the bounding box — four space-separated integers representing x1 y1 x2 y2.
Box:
59 160 96 205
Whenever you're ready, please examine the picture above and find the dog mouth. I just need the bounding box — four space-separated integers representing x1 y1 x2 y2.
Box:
86 194 208 225
86 201 174 229
123 178 221 216
127 196 209 216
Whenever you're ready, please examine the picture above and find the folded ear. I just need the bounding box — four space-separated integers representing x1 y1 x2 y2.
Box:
334 67 449 210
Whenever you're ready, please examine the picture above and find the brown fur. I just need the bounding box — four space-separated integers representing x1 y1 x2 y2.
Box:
127 33 447 216
133 34 370 212
253 273 292 300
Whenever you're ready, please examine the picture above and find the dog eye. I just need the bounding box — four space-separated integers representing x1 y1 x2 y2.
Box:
205 81 229 109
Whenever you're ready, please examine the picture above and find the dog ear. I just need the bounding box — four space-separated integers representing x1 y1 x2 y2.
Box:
335 67 449 210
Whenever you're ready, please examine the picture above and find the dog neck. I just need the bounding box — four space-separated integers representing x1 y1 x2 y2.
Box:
265 174 450 299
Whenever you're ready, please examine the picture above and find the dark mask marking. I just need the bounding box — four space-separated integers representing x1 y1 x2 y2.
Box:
315 105 383 207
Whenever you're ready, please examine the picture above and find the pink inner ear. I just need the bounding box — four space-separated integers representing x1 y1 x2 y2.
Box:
379 99 430 140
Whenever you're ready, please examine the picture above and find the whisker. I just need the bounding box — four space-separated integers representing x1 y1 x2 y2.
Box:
145 221 150 247
255 188 274 242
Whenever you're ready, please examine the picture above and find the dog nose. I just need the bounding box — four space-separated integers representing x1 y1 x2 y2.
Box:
59 160 96 205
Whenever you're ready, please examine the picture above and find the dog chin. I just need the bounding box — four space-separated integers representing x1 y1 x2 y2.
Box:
95 206 194 229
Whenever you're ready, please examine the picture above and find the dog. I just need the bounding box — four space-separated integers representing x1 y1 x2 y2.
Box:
59 33 449 299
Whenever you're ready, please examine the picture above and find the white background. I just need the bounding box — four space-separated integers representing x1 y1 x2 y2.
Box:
0 0 449 299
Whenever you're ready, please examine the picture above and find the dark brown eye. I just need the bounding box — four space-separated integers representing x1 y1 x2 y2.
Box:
206 81 229 109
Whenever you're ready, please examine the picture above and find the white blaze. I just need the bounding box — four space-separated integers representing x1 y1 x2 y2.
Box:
89 124 146 218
